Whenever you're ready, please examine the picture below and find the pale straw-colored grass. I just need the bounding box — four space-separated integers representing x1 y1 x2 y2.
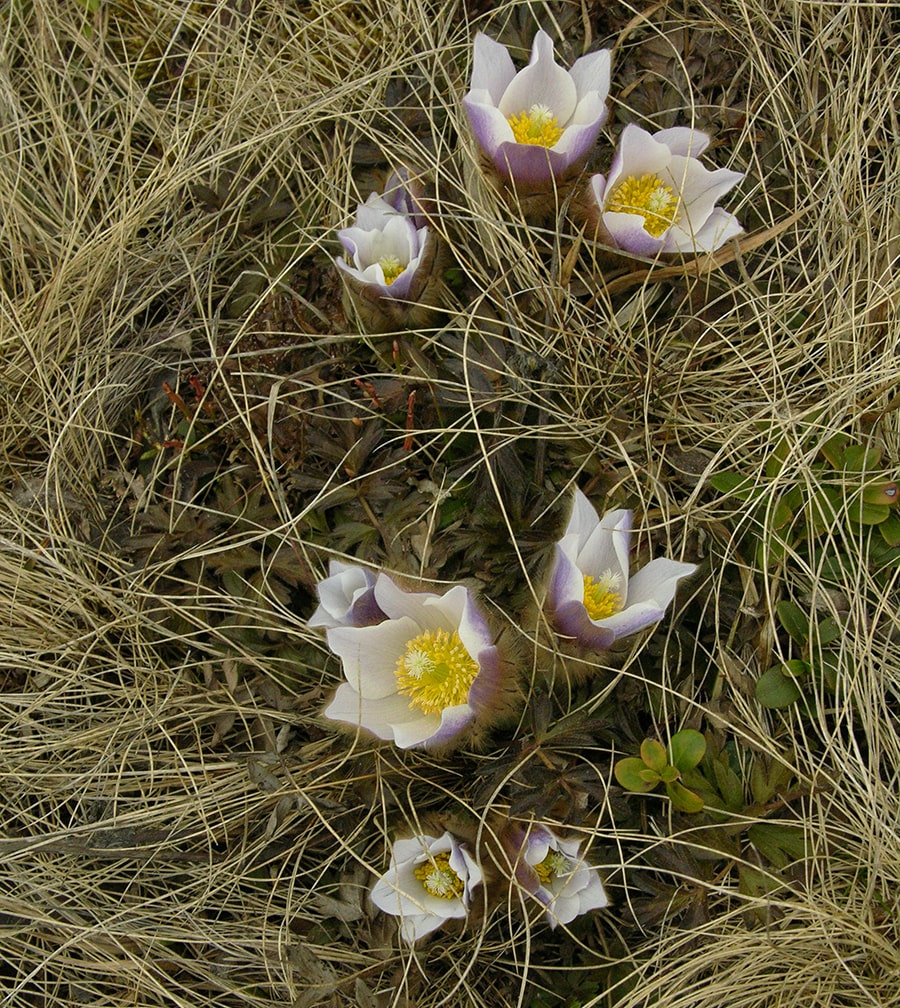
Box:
1 0 898 1006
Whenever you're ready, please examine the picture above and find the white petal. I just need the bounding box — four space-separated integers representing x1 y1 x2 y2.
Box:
354 192 396 230
662 206 743 254
568 48 611 102
652 126 709 158
605 123 671 193
470 32 516 103
576 508 632 587
625 557 697 607
323 683 391 740
497 31 578 123
391 710 443 748
326 618 417 698
664 158 744 235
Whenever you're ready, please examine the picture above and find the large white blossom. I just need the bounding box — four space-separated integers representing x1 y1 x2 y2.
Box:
547 488 697 650
463 29 610 185
370 832 483 942
588 124 743 256
504 823 608 927
323 574 501 750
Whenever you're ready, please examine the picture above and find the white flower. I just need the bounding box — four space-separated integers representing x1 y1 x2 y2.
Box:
322 574 501 750
505 823 608 928
308 560 384 630
463 29 610 185
370 832 483 942
547 488 697 649
335 191 430 299
588 124 744 255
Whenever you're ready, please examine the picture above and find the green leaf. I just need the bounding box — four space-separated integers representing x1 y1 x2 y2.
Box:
638 768 662 784
665 780 705 813
748 823 807 869
862 480 899 506
708 472 756 500
769 500 794 530
842 444 882 471
820 434 850 468
856 502 891 525
659 765 680 783
614 757 656 792
755 667 802 708
710 757 745 811
815 616 841 646
668 729 706 772
878 513 900 546
782 659 811 679
640 739 668 773
776 601 809 644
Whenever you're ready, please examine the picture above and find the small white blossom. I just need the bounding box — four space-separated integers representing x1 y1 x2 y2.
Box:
370 832 482 942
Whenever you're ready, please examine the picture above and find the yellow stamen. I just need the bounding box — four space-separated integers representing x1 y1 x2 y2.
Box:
534 849 569 885
414 852 464 899
395 628 479 715
378 255 404 284
507 103 563 147
606 174 679 237
583 569 623 621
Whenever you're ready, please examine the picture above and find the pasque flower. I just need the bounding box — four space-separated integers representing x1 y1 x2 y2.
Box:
335 191 430 299
548 488 697 650
588 124 743 255
503 823 608 927
323 574 502 750
371 832 483 942
308 560 385 630
463 29 611 186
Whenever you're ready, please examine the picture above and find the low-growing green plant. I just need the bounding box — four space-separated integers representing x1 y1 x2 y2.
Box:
614 730 707 813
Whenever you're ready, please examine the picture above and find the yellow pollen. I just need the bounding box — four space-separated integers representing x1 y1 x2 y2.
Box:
395 628 479 715
414 852 464 899
534 849 569 885
507 104 563 147
606 173 679 237
583 569 624 621
378 254 404 284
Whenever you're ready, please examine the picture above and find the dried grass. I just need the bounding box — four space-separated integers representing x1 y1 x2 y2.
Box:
1 0 898 1006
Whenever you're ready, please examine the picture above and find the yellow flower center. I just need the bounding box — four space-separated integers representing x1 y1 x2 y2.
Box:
395 629 479 715
534 849 569 885
583 569 624 621
378 255 404 284
507 104 563 147
414 852 464 899
605 174 679 237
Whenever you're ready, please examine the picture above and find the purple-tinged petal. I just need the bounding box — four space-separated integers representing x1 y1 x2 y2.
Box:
552 598 619 649
553 115 606 163
391 710 445 749
583 601 668 642
664 159 743 233
308 561 383 629
470 31 517 102
490 140 570 185
601 211 667 257
548 543 586 614
463 94 517 157
652 126 709 158
498 30 578 123
419 702 476 749
576 507 632 585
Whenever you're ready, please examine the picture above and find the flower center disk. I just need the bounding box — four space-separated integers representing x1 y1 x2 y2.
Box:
606 174 679 237
378 254 404 284
395 628 479 715
414 852 464 899
534 849 569 885
582 570 623 621
507 104 563 148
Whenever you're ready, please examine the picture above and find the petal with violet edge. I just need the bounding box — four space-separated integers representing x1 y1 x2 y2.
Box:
662 158 743 240
567 48 611 104
600 211 667 257
624 557 697 608
604 123 673 194
575 507 632 586
497 30 578 123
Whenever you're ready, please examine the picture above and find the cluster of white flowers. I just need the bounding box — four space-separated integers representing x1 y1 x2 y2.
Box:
334 30 745 312
308 487 696 942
